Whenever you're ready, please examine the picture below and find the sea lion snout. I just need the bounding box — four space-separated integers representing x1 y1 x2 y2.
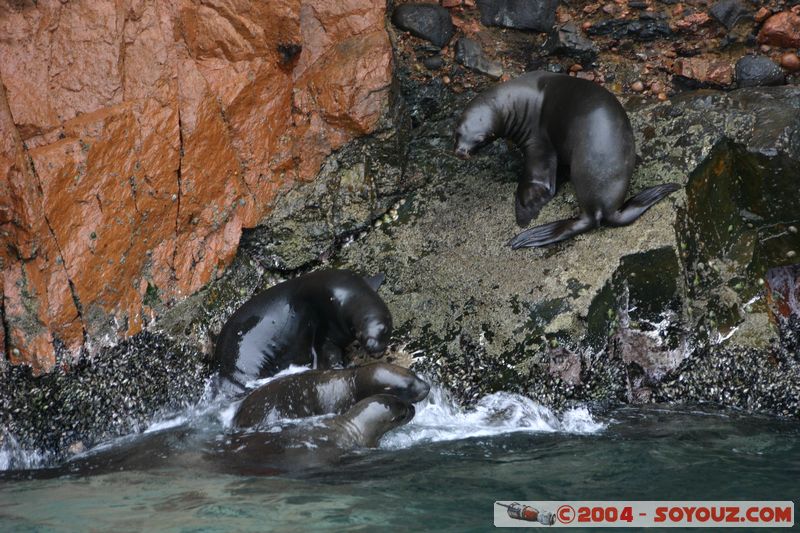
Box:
367 394 415 425
363 335 387 354
454 143 471 159
409 377 431 403
399 402 415 424
359 363 431 403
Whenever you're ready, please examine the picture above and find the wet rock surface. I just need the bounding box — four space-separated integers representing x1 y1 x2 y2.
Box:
0 332 208 463
735 55 786 87
333 85 800 412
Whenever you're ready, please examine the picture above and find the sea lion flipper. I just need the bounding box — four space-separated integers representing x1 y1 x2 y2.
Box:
363 273 385 291
508 216 595 249
516 146 558 227
605 183 680 227
515 182 554 227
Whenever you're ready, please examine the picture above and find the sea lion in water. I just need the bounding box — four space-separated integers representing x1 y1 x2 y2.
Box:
57 395 414 477
213 269 392 389
454 71 680 248
233 363 431 427
217 394 415 474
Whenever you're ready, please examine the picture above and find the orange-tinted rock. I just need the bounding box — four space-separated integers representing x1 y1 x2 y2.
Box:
674 12 711 30
672 56 733 86
757 12 800 48
0 0 392 372
754 7 771 23
781 52 800 72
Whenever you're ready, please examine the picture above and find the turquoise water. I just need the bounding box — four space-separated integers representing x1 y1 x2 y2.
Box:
1 380 798 531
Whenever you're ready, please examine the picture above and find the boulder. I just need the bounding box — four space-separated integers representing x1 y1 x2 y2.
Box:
709 0 751 30
391 3 455 48
454 37 504 78
757 11 800 48
735 55 786 88
476 0 558 32
542 23 598 61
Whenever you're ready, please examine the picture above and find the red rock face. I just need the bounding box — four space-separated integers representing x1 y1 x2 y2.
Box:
0 0 392 373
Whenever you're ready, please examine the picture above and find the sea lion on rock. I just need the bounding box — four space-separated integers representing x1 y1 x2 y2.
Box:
454 71 680 248
213 269 392 389
217 394 415 474
233 363 431 427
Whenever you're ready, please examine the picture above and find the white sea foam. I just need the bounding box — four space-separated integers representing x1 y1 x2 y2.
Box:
380 381 605 449
1 366 605 471
0 433 50 471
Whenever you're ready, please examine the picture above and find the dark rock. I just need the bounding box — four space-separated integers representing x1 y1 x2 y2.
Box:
423 55 445 70
629 1 648 8
477 0 558 32
0 331 208 464
543 22 598 61
709 0 751 30
454 37 504 78
392 3 455 48
587 17 672 41
735 55 785 88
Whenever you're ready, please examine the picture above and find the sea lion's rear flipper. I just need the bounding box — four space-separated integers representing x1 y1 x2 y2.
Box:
605 183 680 227
363 273 385 291
508 216 595 249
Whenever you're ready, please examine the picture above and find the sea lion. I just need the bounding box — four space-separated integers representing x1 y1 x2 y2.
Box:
213 269 393 389
216 394 415 474
233 363 431 427
454 71 680 248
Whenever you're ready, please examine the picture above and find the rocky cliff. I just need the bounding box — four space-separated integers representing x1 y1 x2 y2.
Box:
0 0 392 372
2 0 800 462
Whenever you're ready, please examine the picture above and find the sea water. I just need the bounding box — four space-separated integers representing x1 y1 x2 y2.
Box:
1 367 798 531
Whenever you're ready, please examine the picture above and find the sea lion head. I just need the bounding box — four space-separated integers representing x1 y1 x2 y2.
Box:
357 313 392 354
344 394 415 447
355 363 431 403
454 101 498 159
340 273 393 355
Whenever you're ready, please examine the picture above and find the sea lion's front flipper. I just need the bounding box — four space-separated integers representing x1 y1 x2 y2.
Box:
604 183 680 227
508 215 595 249
516 145 558 227
515 182 553 227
